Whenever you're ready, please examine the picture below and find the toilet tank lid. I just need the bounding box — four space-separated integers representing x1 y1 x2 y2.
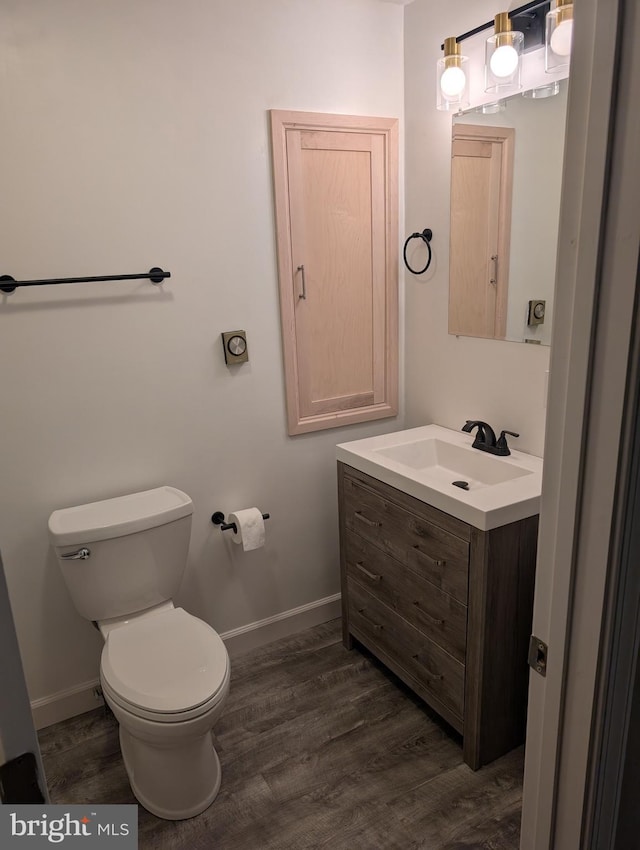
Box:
48 486 193 546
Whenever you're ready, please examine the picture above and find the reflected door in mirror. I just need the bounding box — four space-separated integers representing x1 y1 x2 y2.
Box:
449 125 514 339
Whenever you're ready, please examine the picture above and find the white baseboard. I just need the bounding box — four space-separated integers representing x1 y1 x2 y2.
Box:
220 592 341 658
31 678 104 731
31 593 341 730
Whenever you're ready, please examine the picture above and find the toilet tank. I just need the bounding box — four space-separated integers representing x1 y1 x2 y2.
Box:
48 486 193 622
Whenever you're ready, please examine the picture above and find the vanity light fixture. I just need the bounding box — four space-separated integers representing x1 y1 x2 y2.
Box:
437 37 469 112
485 12 524 94
545 0 573 72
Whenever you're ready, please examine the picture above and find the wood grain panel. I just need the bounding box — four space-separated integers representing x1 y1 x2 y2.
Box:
348 579 465 720
463 516 539 769
337 459 353 650
293 140 374 412
270 110 398 435
346 530 467 662
341 464 472 541
449 124 514 341
449 140 499 338
343 474 470 604
39 621 524 848
338 461 539 772
452 138 493 158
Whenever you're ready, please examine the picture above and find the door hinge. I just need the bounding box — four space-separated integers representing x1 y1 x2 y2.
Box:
528 635 548 677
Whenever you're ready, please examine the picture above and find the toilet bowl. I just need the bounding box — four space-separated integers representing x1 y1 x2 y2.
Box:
99 604 230 820
48 486 230 820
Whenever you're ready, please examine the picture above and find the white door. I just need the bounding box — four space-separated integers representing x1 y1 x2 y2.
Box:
520 0 640 846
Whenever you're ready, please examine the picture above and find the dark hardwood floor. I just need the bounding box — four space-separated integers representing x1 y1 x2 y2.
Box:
38 620 523 849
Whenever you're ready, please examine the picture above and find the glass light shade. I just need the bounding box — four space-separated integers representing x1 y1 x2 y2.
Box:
485 14 524 94
436 41 469 112
546 1 573 73
523 81 560 98
481 100 506 114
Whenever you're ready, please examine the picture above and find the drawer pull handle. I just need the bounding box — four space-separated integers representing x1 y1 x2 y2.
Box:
355 562 381 582
412 654 444 680
413 545 446 567
355 512 381 528
412 601 444 625
358 608 383 631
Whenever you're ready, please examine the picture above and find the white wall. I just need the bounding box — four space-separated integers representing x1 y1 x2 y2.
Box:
404 0 551 456
0 0 404 708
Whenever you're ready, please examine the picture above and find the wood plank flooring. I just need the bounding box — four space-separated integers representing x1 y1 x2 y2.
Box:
38 620 523 849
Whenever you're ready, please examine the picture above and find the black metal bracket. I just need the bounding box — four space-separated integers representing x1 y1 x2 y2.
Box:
0 267 170 295
211 511 270 534
440 0 551 52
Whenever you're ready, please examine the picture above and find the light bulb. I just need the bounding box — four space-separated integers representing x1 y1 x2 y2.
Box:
490 44 519 78
440 66 466 98
550 18 573 56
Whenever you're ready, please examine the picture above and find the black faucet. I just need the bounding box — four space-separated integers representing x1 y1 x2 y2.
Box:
462 421 519 456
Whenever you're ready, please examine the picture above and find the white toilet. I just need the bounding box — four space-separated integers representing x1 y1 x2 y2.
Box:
48 486 230 821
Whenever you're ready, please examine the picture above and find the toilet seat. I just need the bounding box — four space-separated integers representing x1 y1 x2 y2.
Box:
100 607 229 722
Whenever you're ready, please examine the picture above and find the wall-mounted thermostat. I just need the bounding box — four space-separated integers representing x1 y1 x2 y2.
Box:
221 330 249 365
527 300 546 326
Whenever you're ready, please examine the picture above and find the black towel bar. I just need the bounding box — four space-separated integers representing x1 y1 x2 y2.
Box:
0 267 170 294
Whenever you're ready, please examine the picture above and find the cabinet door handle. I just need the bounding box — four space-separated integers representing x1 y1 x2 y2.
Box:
412 654 444 680
355 511 381 528
296 264 307 300
355 562 381 582
412 600 444 625
412 545 445 567
490 254 498 285
358 608 383 631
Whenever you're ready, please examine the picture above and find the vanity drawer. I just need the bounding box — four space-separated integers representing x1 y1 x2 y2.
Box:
343 474 470 604
345 530 467 663
348 579 465 720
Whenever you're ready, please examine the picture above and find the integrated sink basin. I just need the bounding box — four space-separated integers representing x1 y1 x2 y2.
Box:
337 424 543 530
374 438 532 486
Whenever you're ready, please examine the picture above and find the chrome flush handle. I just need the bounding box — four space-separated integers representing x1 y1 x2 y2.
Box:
60 548 91 560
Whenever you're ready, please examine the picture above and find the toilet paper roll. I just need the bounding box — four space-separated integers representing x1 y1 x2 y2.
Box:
228 508 265 551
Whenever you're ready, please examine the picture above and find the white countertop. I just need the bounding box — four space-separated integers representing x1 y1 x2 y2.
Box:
336 424 543 531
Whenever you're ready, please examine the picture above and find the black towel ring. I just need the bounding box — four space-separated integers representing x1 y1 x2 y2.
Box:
403 228 433 275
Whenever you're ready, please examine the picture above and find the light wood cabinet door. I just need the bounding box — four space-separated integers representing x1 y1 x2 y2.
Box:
270 111 398 435
449 124 515 340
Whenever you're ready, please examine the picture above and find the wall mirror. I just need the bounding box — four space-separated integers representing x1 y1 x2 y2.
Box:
449 80 568 345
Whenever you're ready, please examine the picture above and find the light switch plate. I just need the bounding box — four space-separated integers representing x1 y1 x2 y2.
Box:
221 330 248 365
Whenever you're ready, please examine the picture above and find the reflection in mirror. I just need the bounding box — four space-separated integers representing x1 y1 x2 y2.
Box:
449 81 568 345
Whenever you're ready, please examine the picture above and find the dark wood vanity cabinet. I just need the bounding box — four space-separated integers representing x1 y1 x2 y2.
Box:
338 462 538 770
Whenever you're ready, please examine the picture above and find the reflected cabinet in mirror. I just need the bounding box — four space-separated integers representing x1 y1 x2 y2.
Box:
449 81 568 345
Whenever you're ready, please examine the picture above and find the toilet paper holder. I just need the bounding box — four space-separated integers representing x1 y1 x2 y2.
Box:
211 511 270 534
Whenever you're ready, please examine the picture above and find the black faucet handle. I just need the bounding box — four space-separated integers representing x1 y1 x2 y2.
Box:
496 430 520 455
